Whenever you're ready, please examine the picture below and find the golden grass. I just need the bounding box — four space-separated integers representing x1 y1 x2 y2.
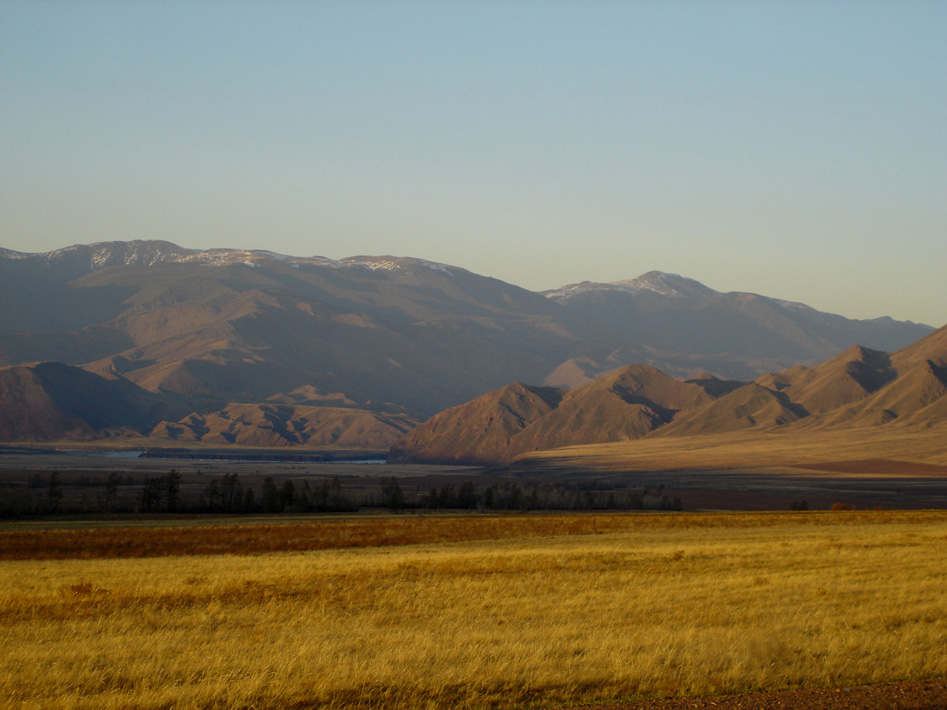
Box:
3 512 947 709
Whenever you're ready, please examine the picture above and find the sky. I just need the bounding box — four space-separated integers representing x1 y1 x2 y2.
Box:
2 1 945 326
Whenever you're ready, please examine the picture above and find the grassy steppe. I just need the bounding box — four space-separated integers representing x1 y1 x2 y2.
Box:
3 512 947 709
512 424 947 471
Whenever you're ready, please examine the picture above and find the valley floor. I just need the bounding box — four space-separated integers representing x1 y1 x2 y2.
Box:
507 423 947 511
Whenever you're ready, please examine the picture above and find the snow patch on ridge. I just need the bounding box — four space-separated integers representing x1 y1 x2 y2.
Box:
544 271 716 302
419 260 455 276
775 298 814 312
342 256 456 276
0 247 33 260
350 259 401 272
2 241 457 278
5 241 350 270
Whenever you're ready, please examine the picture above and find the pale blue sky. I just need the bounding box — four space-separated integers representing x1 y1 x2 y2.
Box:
2 1 945 326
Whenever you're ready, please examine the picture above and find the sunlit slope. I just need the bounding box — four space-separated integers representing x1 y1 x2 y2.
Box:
388 382 564 465
390 365 739 464
799 323 947 429
151 403 416 449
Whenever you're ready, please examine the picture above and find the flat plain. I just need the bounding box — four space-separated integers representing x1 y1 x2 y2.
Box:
508 424 947 510
3 510 947 709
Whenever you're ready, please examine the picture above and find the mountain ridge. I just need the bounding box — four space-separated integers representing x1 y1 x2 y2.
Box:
0 240 938 449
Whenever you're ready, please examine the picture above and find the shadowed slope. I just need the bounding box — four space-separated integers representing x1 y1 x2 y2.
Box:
0 362 177 441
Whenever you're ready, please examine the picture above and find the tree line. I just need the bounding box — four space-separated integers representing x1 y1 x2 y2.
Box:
0 470 683 518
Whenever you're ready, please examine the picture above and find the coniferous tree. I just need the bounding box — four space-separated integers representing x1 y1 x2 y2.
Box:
47 471 63 512
262 477 280 513
381 477 404 511
165 470 181 512
105 472 120 512
281 480 296 512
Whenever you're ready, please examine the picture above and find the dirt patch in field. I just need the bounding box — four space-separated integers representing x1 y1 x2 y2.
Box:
794 459 947 476
579 678 947 710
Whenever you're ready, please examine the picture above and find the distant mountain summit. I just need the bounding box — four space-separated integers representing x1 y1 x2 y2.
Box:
544 270 718 301
0 240 938 448
543 270 931 380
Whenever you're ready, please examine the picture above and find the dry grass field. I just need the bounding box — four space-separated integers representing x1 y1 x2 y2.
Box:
512 423 947 472
3 511 947 709
506 425 947 510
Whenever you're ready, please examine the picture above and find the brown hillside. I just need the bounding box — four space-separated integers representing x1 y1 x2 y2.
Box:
153 404 416 449
891 322 947 371
822 359 947 428
755 344 895 415
513 394 663 455
592 364 717 412
651 383 806 437
387 383 564 465
516 365 717 452
797 325 947 429
392 323 947 465
389 365 735 465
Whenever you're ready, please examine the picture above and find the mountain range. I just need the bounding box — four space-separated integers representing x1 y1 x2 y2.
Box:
390 324 947 465
0 240 936 449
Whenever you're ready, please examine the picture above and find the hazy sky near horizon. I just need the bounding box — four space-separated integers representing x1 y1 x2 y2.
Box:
2 1 945 326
